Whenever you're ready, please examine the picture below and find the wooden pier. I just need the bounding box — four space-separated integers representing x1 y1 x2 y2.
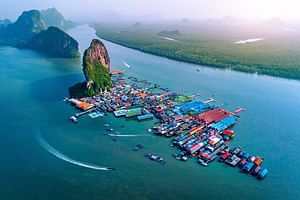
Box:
75 107 97 117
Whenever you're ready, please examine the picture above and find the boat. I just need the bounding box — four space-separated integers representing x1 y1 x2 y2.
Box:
133 144 144 151
238 159 247 168
230 147 242 155
253 157 263 166
69 116 77 123
219 151 230 162
257 168 268 179
198 159 208 167
242 162 254 173
181 156 188 161
251 165 261 176
223 129 235 138
242 152 250 159
145 153 167 165
225 155 241 167
236 150 244 158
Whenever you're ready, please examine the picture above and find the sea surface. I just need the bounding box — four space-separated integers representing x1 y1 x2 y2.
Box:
0 25 300 200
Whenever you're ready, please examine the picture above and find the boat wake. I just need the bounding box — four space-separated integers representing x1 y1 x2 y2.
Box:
35 130 115 171
123 61 132 68
106 133 151 137
159 36 179 42
235 38 266 44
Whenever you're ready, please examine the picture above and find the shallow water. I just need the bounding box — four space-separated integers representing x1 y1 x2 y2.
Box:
0 25 300 200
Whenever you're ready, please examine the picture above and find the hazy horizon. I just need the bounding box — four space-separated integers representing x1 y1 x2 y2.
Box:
1 0 300 23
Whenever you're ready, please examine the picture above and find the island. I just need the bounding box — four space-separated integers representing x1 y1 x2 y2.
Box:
69 39 112 98
0 8 79 58
21 26 79 58
40 7 77 30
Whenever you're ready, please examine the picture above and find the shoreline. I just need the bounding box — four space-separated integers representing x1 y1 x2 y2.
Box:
93 30 300 82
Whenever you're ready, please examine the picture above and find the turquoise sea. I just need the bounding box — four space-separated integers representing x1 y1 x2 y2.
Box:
0 25 300 200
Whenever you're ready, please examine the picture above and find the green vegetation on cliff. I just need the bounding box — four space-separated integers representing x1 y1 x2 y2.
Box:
0 10 47 40
83 61 112 94
0 9 79 58
21 26 79 58
68 82 96 98
69 39 112 98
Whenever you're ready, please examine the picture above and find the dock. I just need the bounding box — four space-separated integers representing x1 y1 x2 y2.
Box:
75 107 97 117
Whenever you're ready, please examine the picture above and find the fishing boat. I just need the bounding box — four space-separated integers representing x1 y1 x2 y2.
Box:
219 151 230 162
181 156 188 161
198 159 208 167
69 116 77 123
253 157 263 166
257 168 268 179
145 153 167 165
133 144 145 151
242 162 254 173
225 155 241 167
251 165 261 176
238 158 247 168
230 147 242 155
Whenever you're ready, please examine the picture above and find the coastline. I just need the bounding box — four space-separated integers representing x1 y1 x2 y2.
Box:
93 29 300 81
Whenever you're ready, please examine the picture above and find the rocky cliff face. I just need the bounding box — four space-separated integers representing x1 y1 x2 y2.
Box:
4 10 47 39
83 39 110 71
69 39 112 98
40 7 76 30
83 39 112 91
21 26 79 58
0 9 80 58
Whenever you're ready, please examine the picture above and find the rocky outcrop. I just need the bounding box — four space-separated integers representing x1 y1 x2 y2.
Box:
0 9 80 58
40 7 76 30
83 39 110 70
69 39 112 98
21 26 79 58
3 10 47 39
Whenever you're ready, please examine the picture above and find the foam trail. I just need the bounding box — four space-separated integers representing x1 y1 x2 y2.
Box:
235 38 265 44
123 61 132 68
107 134 150 137
36 131 115 171
159 36 178 41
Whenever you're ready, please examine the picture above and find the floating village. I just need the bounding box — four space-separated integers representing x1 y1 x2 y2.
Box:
66 70 268 180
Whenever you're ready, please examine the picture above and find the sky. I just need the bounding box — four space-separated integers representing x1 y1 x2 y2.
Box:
1 0 300 22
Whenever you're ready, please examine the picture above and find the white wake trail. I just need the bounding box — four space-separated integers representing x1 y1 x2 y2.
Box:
123 61 132 68
36 131 115 171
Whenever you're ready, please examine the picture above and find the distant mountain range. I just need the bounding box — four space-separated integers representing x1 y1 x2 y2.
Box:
0 19 12 27
0 8 79 58
40 7 77 30
260 17 285 30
